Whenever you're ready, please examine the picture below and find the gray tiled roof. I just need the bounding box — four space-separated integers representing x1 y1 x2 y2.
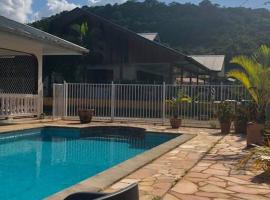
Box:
0 15 88 54
189 55 225 72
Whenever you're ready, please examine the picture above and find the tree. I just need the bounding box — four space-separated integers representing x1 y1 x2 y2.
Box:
199 0 214 7
227 45 270 123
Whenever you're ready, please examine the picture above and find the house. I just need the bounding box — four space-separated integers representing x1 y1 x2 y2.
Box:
47 8 224 84
0 15 88 118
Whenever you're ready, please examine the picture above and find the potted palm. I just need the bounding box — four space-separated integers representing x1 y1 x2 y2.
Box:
227 45 270 147
166 92 192 129
217 101 234 134
238 139 270 175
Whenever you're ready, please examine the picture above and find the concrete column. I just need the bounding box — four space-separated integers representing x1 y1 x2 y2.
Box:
36 53 43 115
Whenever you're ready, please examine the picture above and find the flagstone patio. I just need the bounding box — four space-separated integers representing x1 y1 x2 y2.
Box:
105 126 224 200
164 134 270 200
104 127 270 200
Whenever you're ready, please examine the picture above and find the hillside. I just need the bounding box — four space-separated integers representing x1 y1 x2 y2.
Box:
32 0 270 57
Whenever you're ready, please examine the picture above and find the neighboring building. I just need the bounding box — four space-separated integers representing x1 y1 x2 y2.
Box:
48 8 224 84
189 55 225 78
137 33 160 43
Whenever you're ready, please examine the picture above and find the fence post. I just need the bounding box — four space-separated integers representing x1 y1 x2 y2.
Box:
162 82 166 125
111 81 115 122
63 81 68 118
52 84 56 119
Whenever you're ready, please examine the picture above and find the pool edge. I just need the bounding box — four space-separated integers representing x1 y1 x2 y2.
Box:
46 133 196 200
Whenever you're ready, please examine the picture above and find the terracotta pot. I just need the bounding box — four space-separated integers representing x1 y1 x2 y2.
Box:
220 121 231 134
234 121 247 134
78 109 94 124
170 118 181 129
247 122 264 147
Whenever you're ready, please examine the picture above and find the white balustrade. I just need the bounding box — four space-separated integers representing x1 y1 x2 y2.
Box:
0 93 38 118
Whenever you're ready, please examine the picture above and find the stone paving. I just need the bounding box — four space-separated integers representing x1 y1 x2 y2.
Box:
164 134 270 200
105 127 223 200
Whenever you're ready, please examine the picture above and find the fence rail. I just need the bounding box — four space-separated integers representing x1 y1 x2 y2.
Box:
0 93 38 118
53 83 249 125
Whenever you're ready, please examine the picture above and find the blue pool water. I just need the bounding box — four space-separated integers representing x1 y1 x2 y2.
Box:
0 127 177 200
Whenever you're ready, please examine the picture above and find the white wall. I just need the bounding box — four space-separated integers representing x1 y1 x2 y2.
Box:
0 32 43 114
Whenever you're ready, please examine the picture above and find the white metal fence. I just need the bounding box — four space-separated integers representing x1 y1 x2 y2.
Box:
0 93 38 118
53 82 249 125
52 84 65 119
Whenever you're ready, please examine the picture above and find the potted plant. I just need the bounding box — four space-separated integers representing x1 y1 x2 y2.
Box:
217 101 234 134
245 101 266 146
166 92 192 129
227 45 270 146
78 109 94 124
234 102 248 134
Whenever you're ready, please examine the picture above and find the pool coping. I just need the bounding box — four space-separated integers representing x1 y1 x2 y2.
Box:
45 131 196 200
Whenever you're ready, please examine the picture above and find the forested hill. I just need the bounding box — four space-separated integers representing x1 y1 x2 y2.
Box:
33 0 270 59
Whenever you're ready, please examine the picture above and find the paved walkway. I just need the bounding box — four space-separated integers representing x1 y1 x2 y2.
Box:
105 127 223 200
164 134 270 200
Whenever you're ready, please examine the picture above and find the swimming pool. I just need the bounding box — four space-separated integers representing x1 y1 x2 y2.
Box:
0 127 177 200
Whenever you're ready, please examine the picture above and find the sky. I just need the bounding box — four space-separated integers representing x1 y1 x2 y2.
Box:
1 0 270 23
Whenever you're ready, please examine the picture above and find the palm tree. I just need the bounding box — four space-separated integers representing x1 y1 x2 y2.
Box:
70 22 89 45
227 45 270 123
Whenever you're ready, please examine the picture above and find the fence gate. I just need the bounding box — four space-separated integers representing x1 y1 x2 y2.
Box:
53 82 249 126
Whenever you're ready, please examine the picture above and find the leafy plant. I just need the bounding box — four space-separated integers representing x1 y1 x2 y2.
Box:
235 102 248 124
238 139 270 175
217 101 234 123
166 91 192 118
227 45 270 124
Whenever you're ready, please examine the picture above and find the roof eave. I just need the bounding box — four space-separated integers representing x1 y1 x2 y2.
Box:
0 18 89 55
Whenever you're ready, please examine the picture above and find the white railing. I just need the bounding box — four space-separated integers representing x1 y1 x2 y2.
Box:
0 93 38 118
53 83 249 125
53 84 64 119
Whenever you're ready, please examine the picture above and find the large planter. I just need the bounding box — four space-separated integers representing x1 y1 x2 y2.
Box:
78 109 94 124
247 122 264 147
234 121 247 134
220 121 231 134
170 118 181 129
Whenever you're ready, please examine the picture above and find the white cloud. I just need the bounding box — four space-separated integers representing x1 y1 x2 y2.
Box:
0 0 33 23
47 0 79 14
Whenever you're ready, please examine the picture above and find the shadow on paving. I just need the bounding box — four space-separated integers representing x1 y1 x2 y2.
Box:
252 172 270 184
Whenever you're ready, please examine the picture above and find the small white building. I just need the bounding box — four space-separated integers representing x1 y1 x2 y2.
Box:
0 15 88 118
